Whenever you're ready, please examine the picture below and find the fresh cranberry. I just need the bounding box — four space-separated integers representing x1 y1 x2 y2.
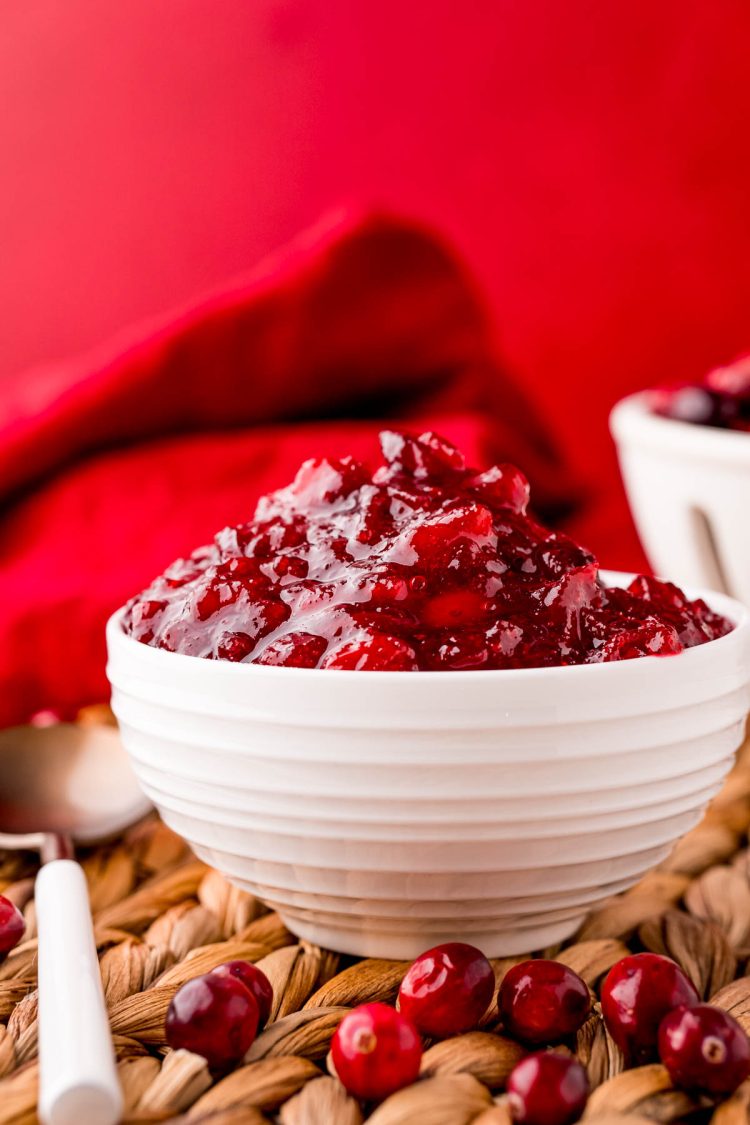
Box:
398 942 494 1038
210 961 273 1028
0 895 25 955
165 973 259 1069
658 1004 750 1096
507 1052 589 1125
126 429 732 668
499 959 591 1044
331 1002 422 1101
601 953 700 1064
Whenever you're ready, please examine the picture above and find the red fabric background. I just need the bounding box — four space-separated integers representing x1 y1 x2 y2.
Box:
3 2 750 488
0 213 580 726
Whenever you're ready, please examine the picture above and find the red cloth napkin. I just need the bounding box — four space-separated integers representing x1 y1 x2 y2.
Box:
0 211 578 726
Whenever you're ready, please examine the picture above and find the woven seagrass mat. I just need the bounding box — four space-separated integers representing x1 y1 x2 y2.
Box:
2 708 750 1125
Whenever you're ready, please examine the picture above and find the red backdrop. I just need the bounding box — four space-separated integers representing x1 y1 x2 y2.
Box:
4 2 750 506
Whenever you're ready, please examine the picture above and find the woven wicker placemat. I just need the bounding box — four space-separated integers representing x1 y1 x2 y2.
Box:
2 709 750 1125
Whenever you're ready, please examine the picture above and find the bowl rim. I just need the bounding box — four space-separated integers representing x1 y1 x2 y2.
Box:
610 390 750 465
106 570 750 685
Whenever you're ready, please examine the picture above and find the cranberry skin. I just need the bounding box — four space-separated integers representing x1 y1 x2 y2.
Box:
601 953 700 1063
507 1052 589 1125
499 960 591 1044
210 961 273 1028
165 973 259 1069
659 1004 750 1096
331 1002 422 1101
398 942 494 1038
0 895 25 955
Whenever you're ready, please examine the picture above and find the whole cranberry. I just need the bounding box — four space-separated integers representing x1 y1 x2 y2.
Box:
165 973 259 1069
507 1052 589 1125
210 960 273 1028
601 953 699 1063
398 942 494 1038
659 1004 750 1096
331 1002 422 1101
499 959 591 1044
0 895 25 955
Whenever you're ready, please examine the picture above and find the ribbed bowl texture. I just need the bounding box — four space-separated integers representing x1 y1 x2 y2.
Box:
107 573 750 957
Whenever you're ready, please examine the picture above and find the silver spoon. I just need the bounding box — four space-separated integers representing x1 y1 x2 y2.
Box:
0 722 152 1125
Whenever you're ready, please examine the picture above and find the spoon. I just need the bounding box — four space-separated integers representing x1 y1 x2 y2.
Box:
0 722 152 1125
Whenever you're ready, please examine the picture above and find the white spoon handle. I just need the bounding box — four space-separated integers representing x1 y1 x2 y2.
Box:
36 859 123 1125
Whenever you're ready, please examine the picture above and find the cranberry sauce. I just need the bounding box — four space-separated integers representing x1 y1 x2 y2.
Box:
652 354 750 432
124 430 731 670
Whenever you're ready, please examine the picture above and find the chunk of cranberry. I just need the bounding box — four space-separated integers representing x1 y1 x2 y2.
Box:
321 632 418 670
379 430 466 481
601 953 700 1064
499 959 591 1044
468 464 530 514
658 1004 750 1096
0 895 25 955
507 1052 589 1125
165 973 259 1069
398 942 494 1038
215 631 255 662
331 1002 422 1101
210 961 273 1028
420 590 488 629
256 631 327 667
599 619 682 661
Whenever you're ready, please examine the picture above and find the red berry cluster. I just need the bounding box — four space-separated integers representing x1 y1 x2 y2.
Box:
330 945 591 1123
601 952 750 1095
161 942 750 1121
165 959 273 1070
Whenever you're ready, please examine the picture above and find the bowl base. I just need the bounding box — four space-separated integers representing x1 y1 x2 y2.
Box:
274 911 585 959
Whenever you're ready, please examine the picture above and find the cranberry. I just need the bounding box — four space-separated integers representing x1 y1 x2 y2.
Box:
126 429 732 668
0 895 25 955
507 1052 589 1125
468 464 530 514
601 953 700 1064
256 631 327 667
499 959 591 1044
331 1002 422 1101
210 961 273 1028
658 1004 750 1096
398 942 494 1038
165 973 259 1069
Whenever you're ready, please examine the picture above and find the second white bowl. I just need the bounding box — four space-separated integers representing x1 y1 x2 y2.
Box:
611 392 750 606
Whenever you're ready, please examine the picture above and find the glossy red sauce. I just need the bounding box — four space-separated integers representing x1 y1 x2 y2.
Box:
124 431 731 669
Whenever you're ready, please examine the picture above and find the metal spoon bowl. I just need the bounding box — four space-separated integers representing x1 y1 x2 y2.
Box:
0 722 151 1125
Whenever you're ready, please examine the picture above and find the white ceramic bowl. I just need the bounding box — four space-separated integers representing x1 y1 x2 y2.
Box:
106 574 750 958
611 392 750 606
